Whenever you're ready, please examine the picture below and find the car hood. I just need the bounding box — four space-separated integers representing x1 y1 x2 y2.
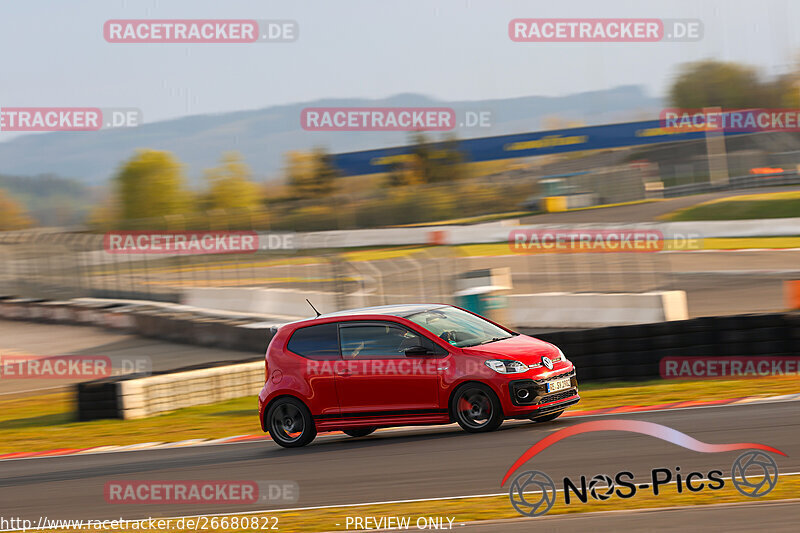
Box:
460 334 559 364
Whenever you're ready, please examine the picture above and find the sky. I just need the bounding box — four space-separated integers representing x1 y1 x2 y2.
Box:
1 0 799 142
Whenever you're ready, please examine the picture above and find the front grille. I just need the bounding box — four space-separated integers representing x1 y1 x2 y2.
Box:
538 389 577 405
533 370 575 384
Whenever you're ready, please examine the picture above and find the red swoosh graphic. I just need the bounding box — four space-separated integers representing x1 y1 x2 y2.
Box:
501 419 786 486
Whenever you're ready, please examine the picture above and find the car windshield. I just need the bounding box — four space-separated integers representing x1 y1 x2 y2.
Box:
405 307 514 348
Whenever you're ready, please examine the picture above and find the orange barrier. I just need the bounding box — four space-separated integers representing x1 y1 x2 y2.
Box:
750 167 784 174
427 230 447 246
785 280 800 309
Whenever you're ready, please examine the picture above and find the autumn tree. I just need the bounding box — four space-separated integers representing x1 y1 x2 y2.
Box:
766 54 800 108
285 148 338 200
388 132 468 186
426 134 468 183
204 152 261 211
669 60 775 108
0 189 33 230
115 149 191 222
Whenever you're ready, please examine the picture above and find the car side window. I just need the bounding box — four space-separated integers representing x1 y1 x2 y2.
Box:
339 324 439 360
287 323 340 360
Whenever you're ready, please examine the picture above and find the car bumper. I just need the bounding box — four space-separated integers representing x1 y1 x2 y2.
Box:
502 370 580 417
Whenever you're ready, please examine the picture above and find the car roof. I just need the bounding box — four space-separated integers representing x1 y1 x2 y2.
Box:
317 303 449 319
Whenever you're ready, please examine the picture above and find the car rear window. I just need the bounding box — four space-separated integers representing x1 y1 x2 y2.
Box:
287 323 340 360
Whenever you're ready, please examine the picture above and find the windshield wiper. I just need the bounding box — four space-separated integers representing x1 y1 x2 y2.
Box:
475 336 512 346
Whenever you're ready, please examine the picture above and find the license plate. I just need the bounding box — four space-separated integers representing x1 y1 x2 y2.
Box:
547 378 571 393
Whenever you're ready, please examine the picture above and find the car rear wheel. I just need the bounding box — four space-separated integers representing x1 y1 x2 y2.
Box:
343 427 377 438
267 397 317 448
530 410 564 423
451 383 503 433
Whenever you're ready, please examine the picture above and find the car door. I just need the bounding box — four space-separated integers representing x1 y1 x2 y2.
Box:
286 322 342 416
334 321 444 416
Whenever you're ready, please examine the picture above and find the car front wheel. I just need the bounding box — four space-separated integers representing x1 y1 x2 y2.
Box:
451 383 504 433
266 397 317 448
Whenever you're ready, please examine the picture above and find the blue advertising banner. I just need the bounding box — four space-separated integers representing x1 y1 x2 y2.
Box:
330 119 745 176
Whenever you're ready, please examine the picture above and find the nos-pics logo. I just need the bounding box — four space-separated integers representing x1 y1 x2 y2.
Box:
503 420 784 517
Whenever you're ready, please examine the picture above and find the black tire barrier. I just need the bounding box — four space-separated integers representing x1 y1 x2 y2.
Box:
567 343 590 357
651 335 680 349
76 380 121 421
546 312 800 384
595 339 618 354
719 343 742 356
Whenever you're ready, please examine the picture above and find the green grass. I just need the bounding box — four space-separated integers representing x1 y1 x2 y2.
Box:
561 198 661 212
0 393 259 454
389 210 537 227
1 374 799 454
663 190 800 221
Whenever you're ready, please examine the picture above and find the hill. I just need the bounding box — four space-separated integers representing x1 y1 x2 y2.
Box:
0 86 662 185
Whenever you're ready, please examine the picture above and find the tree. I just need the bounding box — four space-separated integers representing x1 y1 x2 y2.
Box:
0 189 33 230
285 148 338 200
388 132 467 186
426 134 468 183
767 54 800 108
204 152 261 211
115 149 191 222
669 60 772 109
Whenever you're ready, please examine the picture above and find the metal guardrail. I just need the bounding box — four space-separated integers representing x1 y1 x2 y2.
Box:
0 235 676 308
663 171 800 198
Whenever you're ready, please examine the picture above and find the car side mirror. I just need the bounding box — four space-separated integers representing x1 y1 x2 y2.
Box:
404 345 431 356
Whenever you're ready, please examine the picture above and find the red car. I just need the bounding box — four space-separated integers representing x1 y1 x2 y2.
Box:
258 304 579 447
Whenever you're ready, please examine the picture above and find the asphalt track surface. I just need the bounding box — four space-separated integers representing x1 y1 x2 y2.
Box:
1 400 797 526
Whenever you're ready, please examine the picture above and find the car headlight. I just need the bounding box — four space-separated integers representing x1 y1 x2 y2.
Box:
485 359 528 374
556 347 565 361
